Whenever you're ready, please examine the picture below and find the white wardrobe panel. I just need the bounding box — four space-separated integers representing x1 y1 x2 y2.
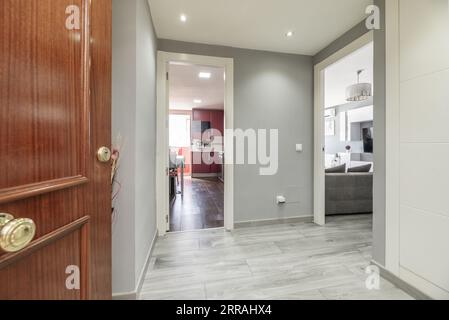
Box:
400 206 449 292
400 69 449 143
400 0 449 81
400 143 449 218
389 0 449 298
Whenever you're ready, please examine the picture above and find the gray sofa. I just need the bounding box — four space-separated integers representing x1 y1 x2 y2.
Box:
325 173 373 216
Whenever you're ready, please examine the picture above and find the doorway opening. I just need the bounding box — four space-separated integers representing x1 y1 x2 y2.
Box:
168 63 225 232
314 31 374 226
156 52 234 236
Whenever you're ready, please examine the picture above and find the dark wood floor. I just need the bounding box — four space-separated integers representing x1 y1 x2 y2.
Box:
170 177 224 232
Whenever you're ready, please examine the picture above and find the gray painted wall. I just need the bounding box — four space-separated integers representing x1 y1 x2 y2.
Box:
112 0 158 295
112 0 136 294
134 0 158 288
312 1 386 266
158 39 314 222
313 21 368 65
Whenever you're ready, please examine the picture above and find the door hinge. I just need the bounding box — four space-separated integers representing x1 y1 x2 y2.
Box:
166 215 169 223
166 72 169 81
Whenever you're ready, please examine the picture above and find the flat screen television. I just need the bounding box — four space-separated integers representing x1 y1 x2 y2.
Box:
363 127 374 153
201 121 211 133
192 121 211 133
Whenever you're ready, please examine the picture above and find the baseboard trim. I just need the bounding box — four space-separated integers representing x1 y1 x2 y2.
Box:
112 290 137 300
135 230 158 298
191 173 220 178
235 215 313 228
371 260 432 300
112 230 158 301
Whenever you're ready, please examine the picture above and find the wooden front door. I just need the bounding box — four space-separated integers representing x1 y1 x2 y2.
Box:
0 0 112 300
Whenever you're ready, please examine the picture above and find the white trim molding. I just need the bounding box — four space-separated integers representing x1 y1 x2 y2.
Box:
156 51 235 236
384 0 401 276
313 31 374 226
235 215 313 229
371 260 431 300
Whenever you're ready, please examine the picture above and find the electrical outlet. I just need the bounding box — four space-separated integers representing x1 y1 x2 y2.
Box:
276 196 286 204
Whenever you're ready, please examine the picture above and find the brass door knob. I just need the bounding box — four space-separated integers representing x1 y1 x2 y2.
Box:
0 213 36 253
97 146 112 163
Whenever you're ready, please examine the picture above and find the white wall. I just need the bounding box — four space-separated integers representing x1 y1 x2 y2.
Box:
134 0 158 285
386 0 449 299
112 0 158 296
325 104 373 155
112 0 136 294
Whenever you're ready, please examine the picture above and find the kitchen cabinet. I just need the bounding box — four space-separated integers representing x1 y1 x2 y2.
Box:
193 109 211 122
191 109 224 176
192 109 224 135
210 110 224 136
210 151 223 174
192 151 222 175
192 152 211 174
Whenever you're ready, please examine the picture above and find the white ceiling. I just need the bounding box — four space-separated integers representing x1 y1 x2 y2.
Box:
325 41 374 108
148 0 373 55
169 63 225 111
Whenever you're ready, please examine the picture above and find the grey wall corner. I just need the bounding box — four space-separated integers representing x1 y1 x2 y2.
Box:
112 0 158 296
372 0 386 267
313 20 368 65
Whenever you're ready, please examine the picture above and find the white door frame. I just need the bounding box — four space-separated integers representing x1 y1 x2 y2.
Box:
384 0 400 275
313 31 374 226
156 51 234 236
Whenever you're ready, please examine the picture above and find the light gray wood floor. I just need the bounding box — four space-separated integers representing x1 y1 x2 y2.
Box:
140 214 412 300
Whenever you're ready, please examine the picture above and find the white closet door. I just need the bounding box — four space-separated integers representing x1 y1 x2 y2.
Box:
397 0 449 298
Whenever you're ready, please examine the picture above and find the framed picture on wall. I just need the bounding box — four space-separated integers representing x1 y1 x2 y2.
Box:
325 118 335 136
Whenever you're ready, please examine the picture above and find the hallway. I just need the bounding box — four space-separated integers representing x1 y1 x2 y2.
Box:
141 215 412 300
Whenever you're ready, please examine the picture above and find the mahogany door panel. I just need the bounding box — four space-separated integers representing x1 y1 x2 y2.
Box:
0 230 82 300
0 0 112 300
0 0 88 190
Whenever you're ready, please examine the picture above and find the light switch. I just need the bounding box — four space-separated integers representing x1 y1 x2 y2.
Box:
296 144 303 152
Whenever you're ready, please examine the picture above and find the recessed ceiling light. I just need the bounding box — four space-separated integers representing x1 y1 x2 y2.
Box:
180 14 187 22
198 72 211 79
194 99 202 104
286 31 294 37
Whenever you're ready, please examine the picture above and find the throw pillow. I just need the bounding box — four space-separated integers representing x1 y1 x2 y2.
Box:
325 164 346 173
348 164 372 173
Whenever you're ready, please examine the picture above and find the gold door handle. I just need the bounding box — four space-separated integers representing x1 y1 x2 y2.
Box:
0 213 36 253
97 146 112 163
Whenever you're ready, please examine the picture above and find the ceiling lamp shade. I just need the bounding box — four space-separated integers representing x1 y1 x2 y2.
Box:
346 69 372 102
